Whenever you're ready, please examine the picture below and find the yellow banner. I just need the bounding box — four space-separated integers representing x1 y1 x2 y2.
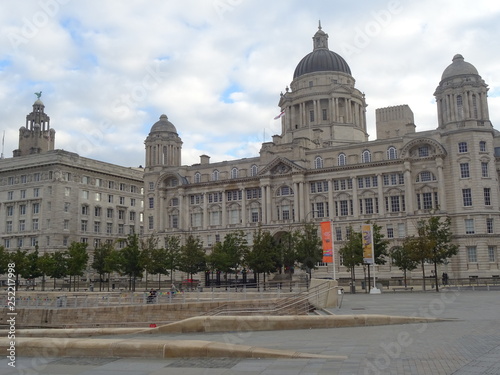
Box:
362 224 374 264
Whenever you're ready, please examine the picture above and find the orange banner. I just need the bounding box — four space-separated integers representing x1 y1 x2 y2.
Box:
320 221 333 263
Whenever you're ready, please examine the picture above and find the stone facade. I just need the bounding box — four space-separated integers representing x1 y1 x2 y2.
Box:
144 27 500 279
0 102 144 264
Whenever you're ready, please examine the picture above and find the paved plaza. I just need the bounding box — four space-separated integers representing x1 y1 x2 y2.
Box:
2 289 500 375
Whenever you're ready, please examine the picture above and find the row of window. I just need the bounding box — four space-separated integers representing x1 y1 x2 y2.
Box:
459 161 490 178
5 203 40 216
462 188 492 207
80 221 138 235
467 246 497 263
5 188 41 200
80 206 141 221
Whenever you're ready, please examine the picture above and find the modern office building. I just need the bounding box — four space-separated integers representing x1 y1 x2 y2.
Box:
144 26 500 278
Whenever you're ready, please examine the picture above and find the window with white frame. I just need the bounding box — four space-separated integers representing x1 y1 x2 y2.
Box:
488 246 496 262
387 146 397 160
231 167 239 179
481 162 489 177
484 188 491 206
212 169 219 181
314 156 323 169
458 141 468 153
250 165 258 177
462 189 472 206
460 163 470 178
465 218 474 234
361 150 371 163
479 141 487 152
194 172 201 183
467 246 477 262
487 218 494 234
338 153 346 166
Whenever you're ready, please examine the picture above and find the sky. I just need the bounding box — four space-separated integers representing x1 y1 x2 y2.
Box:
1 0 500 167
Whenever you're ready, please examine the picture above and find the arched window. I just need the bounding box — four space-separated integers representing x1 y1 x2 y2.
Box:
362 150 371 163
314 156 323 169
194 172 201 183
250 164 258 177
338 153 347 166
387 146 397 160
416 171 437 182
276 185 294 196
212 169 219 181
231 167 238 179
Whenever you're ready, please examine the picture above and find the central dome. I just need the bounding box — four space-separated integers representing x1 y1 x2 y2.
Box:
150 114 177 134
293 25 351 78
294 49 351 78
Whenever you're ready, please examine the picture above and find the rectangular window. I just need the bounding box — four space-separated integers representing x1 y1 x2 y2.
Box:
149 197 154 209
118 224 124 234
335 227 342 241
118 210 125 220
210 211 221 226
119 196 125 205
357 178 364 189
481 162 489 177
487 218 494 234
322 108 327 121
95 193 101 201
315 202 325 218
81 220 88 232
120 183 126 191
94 207 101 217
191 212 203 227
340 200 349 216
20 205 26 215
246 188 261 199
33 203 40 214
171 215 178 229
65 187 71 197
251 208 259 223
228 209 239 224
6 221 13 233
364 198 373 214
130 198 136 206
7 206 13 216
484 188 491 206
7 191 13 200
390 196 400 212
64 220 69 230
465 218 474 234
148 182 154 190
129 211 136 221
398 223 406 238
462 189 472 206
479 141 487 152
94 221 101 233
82 205 89 215
32 219 39 231
82 190 89 199
422 192 433 210
458 142 468 153
488 246 496 262
21 190 26 199
107 208 113 218
467 246 477 262
460 163 470 178
106 223 113 234
309 110 314 122
418 146 429 157
20 175 27 183
387 225 394 239
148 216 154 230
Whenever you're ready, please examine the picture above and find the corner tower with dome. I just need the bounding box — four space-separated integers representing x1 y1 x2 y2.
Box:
143 26 500 282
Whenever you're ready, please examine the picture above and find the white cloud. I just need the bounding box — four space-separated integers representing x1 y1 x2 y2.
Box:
1 0 499 165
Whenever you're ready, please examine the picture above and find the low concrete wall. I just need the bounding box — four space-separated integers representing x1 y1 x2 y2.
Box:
0 299 282 328
308 279 338 308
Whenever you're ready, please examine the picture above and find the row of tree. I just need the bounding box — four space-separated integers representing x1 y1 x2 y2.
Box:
0 223 324 291
338 215 458 292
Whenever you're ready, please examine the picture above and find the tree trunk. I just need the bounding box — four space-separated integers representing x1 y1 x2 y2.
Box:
434 260 439 292
421 262 426 291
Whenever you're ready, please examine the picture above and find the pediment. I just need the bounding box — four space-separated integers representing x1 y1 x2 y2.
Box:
259 157 306 176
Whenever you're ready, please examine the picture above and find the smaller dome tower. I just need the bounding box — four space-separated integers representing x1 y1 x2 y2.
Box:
144 114 183 168
434 54 491 130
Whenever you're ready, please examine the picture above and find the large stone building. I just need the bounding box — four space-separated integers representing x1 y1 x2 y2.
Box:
0 99 144 257
144 26 500 279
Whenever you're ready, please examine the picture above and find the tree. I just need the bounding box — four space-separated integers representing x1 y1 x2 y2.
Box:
164 235 182 283
338 227 363 293
37 252 54 291
66 242 89 291
295 222 323 285
364 222 390 289
409 215 459 291
274 230 298 276
91 243 115 291
140 234 160 290
390 245 419 288
119 234 143 291
0 246 9 275
47 251 68 290
208 231 248 285
8 249 29 291
246 228 278 290
179 234 206 284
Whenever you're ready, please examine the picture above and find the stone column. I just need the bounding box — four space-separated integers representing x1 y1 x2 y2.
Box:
328 179 334 219
241 189 247 226
377 174 384 215
404 161 414 214
222 191 227 227
203 192 208 230
351 177 358 217
436 157 446 211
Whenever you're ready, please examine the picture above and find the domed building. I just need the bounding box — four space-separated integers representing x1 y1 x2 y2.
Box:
143 26 500 283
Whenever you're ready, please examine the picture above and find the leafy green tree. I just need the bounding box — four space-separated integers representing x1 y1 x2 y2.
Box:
8 249 29 291
140 234 160 290
295 222 323 285
164 235 182 283
208 231 248 285
47 251 68 290
119 234 143 291
37 252 54 291
390 245 419 288
274 230 298 275
364 223 390 289
246 228 278 290
91 243 115 291
338 227 363 293
66 242 89 291
0 246 9 275
409 215 459 291
179 234 206 283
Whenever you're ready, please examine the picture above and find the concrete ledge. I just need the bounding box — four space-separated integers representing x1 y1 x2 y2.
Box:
1 337 347 360
151 314 444 334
